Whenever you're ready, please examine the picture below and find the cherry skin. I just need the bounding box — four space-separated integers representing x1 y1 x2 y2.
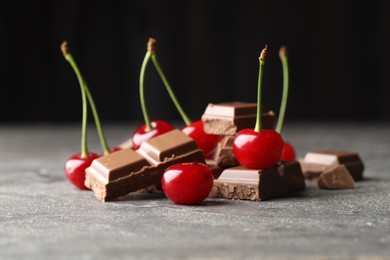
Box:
233 129 284 169
132 120 175 150
280 142 296 161
65 152 99 190
181 120 220 158
161 162 214 205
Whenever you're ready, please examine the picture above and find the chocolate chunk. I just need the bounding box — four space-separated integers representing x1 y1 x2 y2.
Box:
85 148 159 201
137 129 205 171
201 102 276 135
209 161 305 201
300 150 364 181
213 136 239 168
205 159 224 179
317 165 357 189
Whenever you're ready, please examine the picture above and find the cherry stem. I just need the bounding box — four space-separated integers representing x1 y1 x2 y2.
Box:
139 50 153 132
254 45 268 132
83 81 110 155
61 41 89 158
148 38 192 126
61 41 110 155
276 46 289 134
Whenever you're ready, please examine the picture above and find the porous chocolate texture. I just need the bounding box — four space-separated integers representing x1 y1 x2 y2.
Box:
300 150 364 181
201 102 276 135
209 161 305 201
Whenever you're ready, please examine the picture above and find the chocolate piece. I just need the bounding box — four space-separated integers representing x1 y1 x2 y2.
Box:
85 148 159 201
213 136 239 168
201 102 276 135
117 138 133 149
209 161 305 201
136 129 205 171
300 151 364 181
317 165 356 189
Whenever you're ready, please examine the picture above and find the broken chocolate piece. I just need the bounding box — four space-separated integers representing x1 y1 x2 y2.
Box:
213 136 239 168
201 102 276 135
136 129 205 171
317 165 356 189
206 159 224 179
300 150 364 181
85 148 159 201
209 161 305 201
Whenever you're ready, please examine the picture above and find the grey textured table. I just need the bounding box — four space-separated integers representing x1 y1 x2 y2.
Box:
1 122 390 259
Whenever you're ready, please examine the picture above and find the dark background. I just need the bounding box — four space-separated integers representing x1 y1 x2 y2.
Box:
1 0 389 123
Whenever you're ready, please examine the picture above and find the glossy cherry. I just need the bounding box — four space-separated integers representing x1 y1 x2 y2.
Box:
280 141 296 161
65 152 99 190
161 162 214 205
132 120 175 150
234 129 284 169
182 120 220 158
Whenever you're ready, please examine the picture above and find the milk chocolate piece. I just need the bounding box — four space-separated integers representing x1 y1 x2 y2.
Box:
300 150 364 181
136 129 205 171
206 159 224 179
317 165 356 189
85 148 159 201
213 136 239 168
201 102 276 135
209 161 305 201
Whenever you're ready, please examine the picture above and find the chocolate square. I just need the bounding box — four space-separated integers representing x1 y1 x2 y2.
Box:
209 161 305 201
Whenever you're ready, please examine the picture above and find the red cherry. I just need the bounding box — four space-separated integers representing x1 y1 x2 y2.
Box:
233 129 284 169
65 152 99 190
280 141 296 161
181 120 220 158
110 147 122 153
131 120 175 150
161 162 214 205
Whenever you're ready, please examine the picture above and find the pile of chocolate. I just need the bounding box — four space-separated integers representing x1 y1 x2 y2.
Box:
84 101 364 202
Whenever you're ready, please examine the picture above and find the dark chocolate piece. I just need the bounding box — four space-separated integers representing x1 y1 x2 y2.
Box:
85 148 159 201
201 102 275 135
209 161 305 201
213 136 239 168
317 165 357 189
136 129 205 171
300 150 364 181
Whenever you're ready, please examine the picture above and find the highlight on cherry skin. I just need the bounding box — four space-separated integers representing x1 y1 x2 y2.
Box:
161 162 214 205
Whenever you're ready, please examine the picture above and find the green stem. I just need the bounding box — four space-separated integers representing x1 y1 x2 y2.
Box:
84 81 110 155
151 54 192 126
64 54 89 158
276 50 289 134
140 51 153 131
254 59 266 132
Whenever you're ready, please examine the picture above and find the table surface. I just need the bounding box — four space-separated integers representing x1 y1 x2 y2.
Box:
1 122 390 260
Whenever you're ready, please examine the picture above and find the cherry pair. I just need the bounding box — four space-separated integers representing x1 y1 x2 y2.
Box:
132 38 220 156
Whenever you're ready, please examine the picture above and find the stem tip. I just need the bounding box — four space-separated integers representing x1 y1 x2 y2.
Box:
259 44 268 62
279 45 287 58
147 38 157 53
61 41 70 56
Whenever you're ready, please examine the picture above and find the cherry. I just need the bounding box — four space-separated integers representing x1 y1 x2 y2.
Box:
161 162 214 205
65 153 99 190
147 38 220 156
280 142 296 161
234 129 284 169
182 120 220 158
131 120 175 150
233 45 284 169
